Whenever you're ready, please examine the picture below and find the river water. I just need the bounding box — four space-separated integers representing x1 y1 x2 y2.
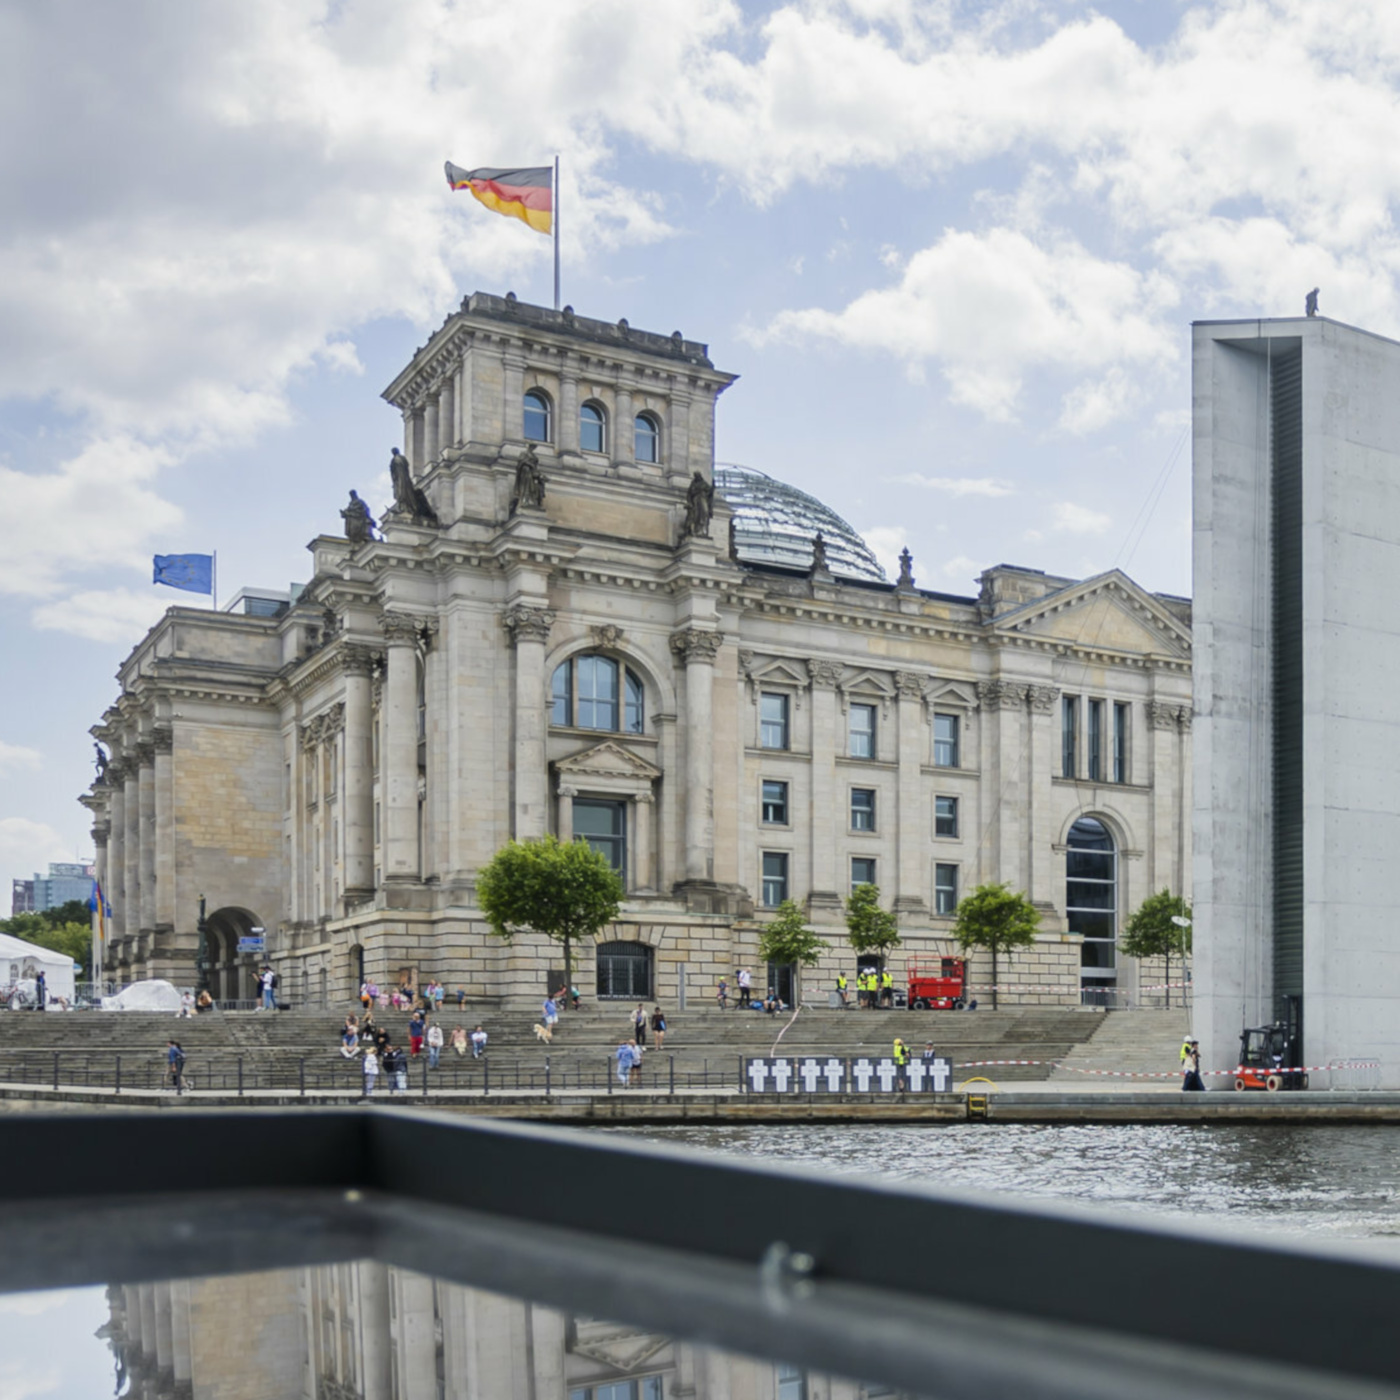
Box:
614 1123 1400 1247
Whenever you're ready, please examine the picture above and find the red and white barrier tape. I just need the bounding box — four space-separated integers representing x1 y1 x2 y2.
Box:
950 1058 1381 1078
961 981 1191 995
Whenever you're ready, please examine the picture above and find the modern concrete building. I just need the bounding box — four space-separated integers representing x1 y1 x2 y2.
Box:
80 292 1192 1007
1194 314 1400 1085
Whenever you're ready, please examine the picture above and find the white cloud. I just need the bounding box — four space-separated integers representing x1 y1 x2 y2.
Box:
891 473 1015 498
0 1290 83 1318
0 742 41 775
31 589 174 645
0 818 72 881
861 524 910 580
1052 502 1112 534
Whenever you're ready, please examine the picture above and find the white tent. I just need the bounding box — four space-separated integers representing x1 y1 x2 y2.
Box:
0 932 76 1004
101 979 183 1013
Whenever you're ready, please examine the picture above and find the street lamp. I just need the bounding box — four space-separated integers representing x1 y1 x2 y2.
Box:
1170 915 1192 1010
196 894 209 995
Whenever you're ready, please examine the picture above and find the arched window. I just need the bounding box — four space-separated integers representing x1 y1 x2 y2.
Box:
580 401 606 454
634 412 660 464
550 654 645 733
597 940 653 999
523 390 551 443
1066 816 1117 991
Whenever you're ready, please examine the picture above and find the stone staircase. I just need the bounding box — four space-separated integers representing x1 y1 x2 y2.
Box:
1049 1009 1191 1084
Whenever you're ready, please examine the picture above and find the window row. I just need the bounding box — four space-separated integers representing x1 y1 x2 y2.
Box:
524 390 662 463
760 851 960 913
760 781 960 837
1062 696 1130 783
760 692 962 765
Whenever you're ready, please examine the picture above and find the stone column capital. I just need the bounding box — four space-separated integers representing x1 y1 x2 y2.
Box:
807 659 843 689
1148 700 1181 730
338 643 381 676
379 612 423 646
893 670 925 700
134 741 156 767
670 627 723 664
1026 684 1061 713
977 680 1030 710
151 726 174 754
502 604 555 645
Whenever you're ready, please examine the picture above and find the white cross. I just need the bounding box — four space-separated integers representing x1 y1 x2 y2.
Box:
746 1059 770 1092
876 1059 898 1092
907 1061 927 1092
823 1058 845 1092
799 1059 822 1093
852 1058 874 1091
771 1059 794 1093
929 1058 951 1092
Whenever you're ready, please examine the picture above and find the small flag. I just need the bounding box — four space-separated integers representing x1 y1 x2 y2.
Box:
153 554 213 594
89 881 110 946
446 163 552 234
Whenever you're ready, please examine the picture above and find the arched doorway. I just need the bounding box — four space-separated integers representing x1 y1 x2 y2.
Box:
203 907 263 1003
1066 817 1117 997
596 941 653 1000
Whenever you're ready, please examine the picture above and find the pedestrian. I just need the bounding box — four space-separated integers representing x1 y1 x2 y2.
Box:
1182 1037 1205 1092
1180 1034 1194 1067
616 1039 634 1087
450 1025 468 1057
408 1008 426 1057
360 981 374 1013
384 1044 408 1094
892 1036 909 1091
717 978 729 1010
738 967 752 1007
542 994 559 1033
340 1027 360 1059
629 1038 643 1087
921 1041 937 1063
836 971 849 1008
633 1003 647 1046
34 971 46 1011
651 1006 666 1050
455 988 467 1009
426 1020 444 1069
569 983 581 1011
470 1025 487 1058
362 1048 379 1097
881 968 894 1008
259 966 276 1011
166 1039 186 1094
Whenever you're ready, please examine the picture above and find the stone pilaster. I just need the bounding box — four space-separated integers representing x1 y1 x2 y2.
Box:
341 646 377 898
137 741 156 935
106 764 126 945
807 659 842 909
123 760 140 944
503 604 554 839
979 681 1030 895
671 627 723 882
894 671 928 914
379 613 422 882
424 391 440 464
152 726 175 933
1026 684 1060 908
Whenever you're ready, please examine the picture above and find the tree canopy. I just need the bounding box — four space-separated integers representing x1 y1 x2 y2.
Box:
476 835 624 986
757 900 830 970
844 883 900 968
1120 888 1192 1006
951 883 1040 1008
0 907 92 977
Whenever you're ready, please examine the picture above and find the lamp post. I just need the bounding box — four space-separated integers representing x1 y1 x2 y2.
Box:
1170 915 1192 1011
196 894 209 995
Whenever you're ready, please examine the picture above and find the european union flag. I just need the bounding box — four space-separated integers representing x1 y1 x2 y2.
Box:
153 553 213 595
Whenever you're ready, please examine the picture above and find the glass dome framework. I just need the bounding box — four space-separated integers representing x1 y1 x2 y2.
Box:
714 464 887 583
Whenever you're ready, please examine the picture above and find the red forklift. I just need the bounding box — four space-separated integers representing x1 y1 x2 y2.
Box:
1234 1020 1308 1091
906 955 967 1010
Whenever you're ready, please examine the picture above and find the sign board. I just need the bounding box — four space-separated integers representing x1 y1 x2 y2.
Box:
237 937 266 953
744 1055 953 1094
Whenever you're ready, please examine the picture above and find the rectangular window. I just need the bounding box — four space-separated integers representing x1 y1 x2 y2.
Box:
933 713 959 767
761 779 789 825
851 856 877 889
573 799 626 882
850 787 876 831
935 794 958 838
849 702 876 759
1113 701 1128 783
777 1364 807 1400
1088 698 1104 782
577 656 618 731
934 862 959 915
761 851 789 907
760 692 790 749
551 663 571 726
1062 696 1078 778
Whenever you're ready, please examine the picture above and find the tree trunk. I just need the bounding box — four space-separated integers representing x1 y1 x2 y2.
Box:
991 942 999 1010
1165 948 1171 1009
563 938 573 999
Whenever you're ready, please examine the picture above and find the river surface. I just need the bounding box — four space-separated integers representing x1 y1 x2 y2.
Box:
611 1123 1400 1247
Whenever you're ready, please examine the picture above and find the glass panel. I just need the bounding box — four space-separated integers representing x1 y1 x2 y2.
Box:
523 391 550 443
551 663 571 726
1067 817 1113 849
634 414 659 463
850 789 875 831
1088 699 1103 782
935 795 957 837
1068 911 1115 941
1066 880 1116 910
760 693 789 749
1066 849 1115 880
851 858 876 888
580 402 605 453
625 670 644 734
762 852 788 907
761 780 788 825
934 864 958 914
1080 938 1118 969
933 713 959 767
849 704 875 758
1062 697 1077 778
1113 702 1128 783
574 800 625 879
577 656 619 731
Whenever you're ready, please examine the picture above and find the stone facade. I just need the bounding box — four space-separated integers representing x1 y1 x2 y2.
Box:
82 292 1192 1006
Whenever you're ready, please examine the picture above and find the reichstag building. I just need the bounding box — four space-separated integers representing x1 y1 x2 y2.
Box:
82 292 1192 1006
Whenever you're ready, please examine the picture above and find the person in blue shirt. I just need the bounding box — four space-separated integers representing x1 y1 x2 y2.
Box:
166 1040 186 1094
616 1039 636 1087
543 995 559 1032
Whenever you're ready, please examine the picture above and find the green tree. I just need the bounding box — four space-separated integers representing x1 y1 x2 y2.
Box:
844 883 901 980
0 913 91 978
1119 889 1192 1007
757 900 830 1002
476 834 624 991
951 883 1040 1009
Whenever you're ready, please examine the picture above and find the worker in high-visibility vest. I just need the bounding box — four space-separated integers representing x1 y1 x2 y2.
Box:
859 971 873 1009
881 968 894 1008
892 1036 910 1090
836 972 849 1008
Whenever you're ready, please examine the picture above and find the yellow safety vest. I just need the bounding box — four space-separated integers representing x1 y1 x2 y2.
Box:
882 972 892 988
893 1042 908 1065
837 975 847 990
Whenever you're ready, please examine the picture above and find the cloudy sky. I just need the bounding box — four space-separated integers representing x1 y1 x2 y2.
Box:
1 0 1394 896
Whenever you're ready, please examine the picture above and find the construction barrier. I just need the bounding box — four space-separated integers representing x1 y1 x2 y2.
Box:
744 1055 953 1094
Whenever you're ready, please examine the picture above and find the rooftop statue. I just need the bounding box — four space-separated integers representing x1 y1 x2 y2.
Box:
341 490 375 543
897 547 916 591
511 444 547 514
811 530 830 574
94 742 108 783
682 471 714 539
388 448 440 527
1305 287 1320 317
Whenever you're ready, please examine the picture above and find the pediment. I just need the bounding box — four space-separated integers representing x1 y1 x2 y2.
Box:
840 668 895 698
569 1322 671 1373
927 679 979 708
992 572 1190 658
555 740 662 781
739 653 809 688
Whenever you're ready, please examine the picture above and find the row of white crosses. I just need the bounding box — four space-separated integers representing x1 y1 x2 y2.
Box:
744 1057 953 1094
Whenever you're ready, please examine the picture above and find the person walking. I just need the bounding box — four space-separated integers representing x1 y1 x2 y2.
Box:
35 970 46 1012
1182 1037 1205 1092
408 1008 426 1057
629 1038 643 1087
616 1039 634 1087
542 994 559 1034
259 966 277 1011
633 1003 647 1047
426 1020 444 1069
836 972 849 1008
737 968 752 1007
651 1006 666 1050
892 1036 909 1091
362 1048 379 1098
716 978 728 1010
166 1039 186 1094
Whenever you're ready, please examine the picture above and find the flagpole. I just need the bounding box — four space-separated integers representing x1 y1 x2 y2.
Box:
553 154 560 311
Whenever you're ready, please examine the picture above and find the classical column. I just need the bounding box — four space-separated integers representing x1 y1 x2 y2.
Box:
671 628 723 883
137 742 156 934
341 646 376 897
424 393 440 464
1026 685 1060 908
153 1280 173 1376
894 672 928 913
979 681 1029 895
124 760 140 943
633 792 655 892
1148 700 1183 892
504 604 554 839
437 376 455 453
613 381 635 468
503 353 525 438
808 660 842 908
380 613 422 882
560 363 579 453
170 1279 193 1391
152 727 175 931
106 771 126 942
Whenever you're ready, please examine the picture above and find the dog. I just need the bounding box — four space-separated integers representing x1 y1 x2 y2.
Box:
532 1022 553 1044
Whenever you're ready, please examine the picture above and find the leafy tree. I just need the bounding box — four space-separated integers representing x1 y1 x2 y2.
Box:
951 883 1040 1009
844 883 901 978
0 913 91 978
1120 889 1192 1007
476 835 624 991
757 900 830 1002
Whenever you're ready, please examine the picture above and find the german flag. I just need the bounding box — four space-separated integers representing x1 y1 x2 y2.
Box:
445 163 552 234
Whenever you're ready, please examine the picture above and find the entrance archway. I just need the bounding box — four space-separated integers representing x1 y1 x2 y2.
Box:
596 941 653 1000
204 907 263 1003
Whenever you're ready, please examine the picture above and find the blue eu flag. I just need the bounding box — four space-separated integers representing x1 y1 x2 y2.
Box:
152 554 213 595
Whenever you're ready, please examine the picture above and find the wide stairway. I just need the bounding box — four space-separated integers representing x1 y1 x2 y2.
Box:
1049 1009 1191 1084
0 1002 1124 1092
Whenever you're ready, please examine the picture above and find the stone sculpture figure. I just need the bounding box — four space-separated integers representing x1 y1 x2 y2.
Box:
811 531 830 573
341 490 375 543
682 471 714 539
897 547 916 590
1305 287 1320 317
388 447 439 526
728 512 739 562
511 444 547 513
94 743 108 783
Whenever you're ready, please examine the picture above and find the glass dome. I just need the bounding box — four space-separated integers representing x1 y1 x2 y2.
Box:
714 464 887 583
